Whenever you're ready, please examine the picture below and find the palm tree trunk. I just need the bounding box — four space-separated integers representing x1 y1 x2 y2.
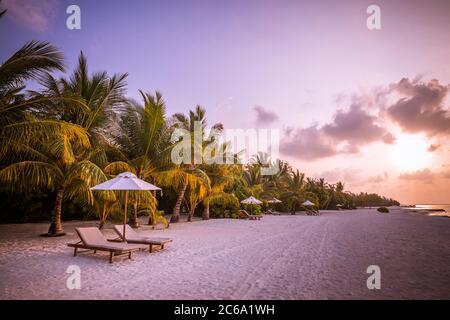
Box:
187 203 197 222
129 201 139 228
47 188 65 236
171 178 188 223
202 202 210 220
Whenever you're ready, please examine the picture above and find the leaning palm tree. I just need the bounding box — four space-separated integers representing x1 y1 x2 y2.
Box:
0 41 90 159
0 134 107 236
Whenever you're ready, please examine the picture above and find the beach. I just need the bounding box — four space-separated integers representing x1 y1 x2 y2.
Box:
0 208 449 300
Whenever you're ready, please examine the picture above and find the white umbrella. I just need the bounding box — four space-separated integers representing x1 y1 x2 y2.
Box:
91 172 162 241
240 196 262 205
302 200 315 206
268 198 282 204
240 196 262 214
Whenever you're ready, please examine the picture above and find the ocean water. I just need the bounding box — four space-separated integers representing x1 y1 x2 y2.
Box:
413 204 450 217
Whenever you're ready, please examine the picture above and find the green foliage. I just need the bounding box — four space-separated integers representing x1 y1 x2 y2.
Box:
0 39 401 227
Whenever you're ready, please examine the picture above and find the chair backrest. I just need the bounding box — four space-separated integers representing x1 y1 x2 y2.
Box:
76 227 108 246
239 210 250 217
114 224 140 240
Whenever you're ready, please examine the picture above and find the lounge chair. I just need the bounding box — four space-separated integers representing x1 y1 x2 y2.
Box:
68 227 143 263
239 210 262 220
113 225 172 253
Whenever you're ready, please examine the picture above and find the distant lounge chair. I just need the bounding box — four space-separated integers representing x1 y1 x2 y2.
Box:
68 227 142 263
113 225 172 253
239 210 262 220
305 208 320 216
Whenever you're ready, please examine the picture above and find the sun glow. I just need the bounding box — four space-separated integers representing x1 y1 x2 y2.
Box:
390 134 432 171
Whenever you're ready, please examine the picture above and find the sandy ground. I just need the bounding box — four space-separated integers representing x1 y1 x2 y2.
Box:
0 208 449 300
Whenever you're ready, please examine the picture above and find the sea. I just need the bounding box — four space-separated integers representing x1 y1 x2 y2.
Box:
405 204 450 217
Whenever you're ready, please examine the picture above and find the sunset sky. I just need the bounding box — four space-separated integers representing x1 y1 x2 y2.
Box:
1 0 449 204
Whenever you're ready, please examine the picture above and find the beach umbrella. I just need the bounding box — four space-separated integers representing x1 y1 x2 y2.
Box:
241 196 262 214
241 196 263 205
268 198 282 204
91 172 162 241
302 200 315 206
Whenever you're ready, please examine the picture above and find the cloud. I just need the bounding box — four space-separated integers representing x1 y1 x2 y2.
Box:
427 144 441 152
441 170 450 179
367 172 389 183
3 0 58 32
315 168 362 186
387 78 450 137
323 104 395 146
399 168 450 184
280 125 337 160
253 105 278 125
398 169 435 184
281 101 394 160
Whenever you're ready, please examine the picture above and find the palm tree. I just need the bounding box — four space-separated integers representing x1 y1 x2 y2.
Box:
280 169 317 214
162 105 223 223
0 134 107 236
105 90 172 227
35 52 128 147
0 41 91 159
201 162 236 220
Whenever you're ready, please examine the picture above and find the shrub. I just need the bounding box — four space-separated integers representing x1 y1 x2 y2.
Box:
242 204 261 215
377 207 389 213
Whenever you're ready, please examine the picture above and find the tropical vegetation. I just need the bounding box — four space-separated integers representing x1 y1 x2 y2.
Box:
0 8 399 234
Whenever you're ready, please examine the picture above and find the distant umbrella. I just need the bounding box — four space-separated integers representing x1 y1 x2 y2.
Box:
240 196 262 205
268 198 282 204
241 196 262 214
302 200 315 206
91 172 162 241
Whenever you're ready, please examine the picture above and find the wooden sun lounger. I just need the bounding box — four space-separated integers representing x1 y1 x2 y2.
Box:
239 210 262 220
67 227 142 263
113 225 173 253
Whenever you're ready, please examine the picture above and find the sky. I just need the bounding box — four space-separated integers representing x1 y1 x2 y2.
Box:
1 0 449 204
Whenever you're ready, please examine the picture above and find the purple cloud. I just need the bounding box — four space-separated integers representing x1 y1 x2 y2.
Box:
323 104 395 146
387 78 450 137
3 0 58 32
253 105 278 125
281 100 394 160
280 125 337 160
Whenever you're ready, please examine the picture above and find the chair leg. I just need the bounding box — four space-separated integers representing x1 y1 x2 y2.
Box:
128 251 132 259
74 247 78 257
149 244 153 253
109 251 114 263
161 244 165 250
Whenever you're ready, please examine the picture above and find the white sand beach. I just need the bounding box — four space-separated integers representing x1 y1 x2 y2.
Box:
0 208 449 300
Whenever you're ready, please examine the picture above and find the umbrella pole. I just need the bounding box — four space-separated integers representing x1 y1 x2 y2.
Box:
123 190 128 242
